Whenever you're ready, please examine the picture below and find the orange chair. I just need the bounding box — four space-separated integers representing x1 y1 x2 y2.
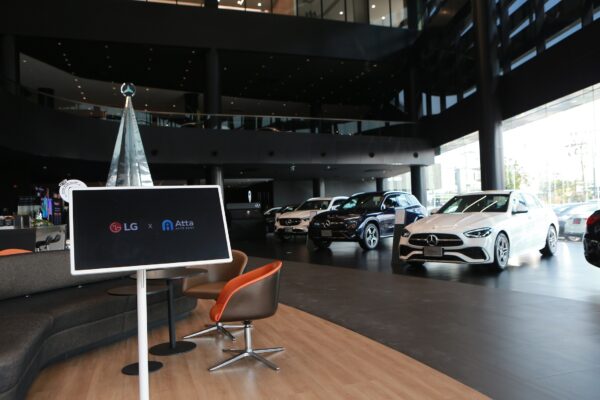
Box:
183 250 248 340
0 249 32 256
208 260 284 371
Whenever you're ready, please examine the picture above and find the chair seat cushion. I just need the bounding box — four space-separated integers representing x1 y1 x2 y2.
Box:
0 313 53 393
183 281 226 299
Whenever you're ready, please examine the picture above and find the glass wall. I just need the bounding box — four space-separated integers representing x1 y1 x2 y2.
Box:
502 83 600 205
139 0 415 27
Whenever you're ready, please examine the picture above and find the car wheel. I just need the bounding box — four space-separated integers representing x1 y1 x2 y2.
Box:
312 239 332 249
492 232 510 270
540 225 558 257
359 223 379 250
276 232 291 241
407 261 425 268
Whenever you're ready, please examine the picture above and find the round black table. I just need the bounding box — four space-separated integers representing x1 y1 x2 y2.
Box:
131 267 207 356
106 284 168 375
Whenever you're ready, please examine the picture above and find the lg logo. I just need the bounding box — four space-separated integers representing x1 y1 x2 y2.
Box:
109 222 122 234
109 221 139 233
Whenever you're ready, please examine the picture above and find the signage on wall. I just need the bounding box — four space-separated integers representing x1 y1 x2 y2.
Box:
69 186 232 275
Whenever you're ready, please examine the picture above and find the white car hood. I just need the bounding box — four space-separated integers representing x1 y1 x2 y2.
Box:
409 212 507 232
278 210 319 219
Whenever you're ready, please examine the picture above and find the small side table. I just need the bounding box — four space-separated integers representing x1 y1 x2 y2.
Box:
132 267 207 356
106 284 168 375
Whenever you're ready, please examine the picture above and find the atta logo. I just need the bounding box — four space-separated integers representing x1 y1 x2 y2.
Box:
109 222 122 234
162 219 174 232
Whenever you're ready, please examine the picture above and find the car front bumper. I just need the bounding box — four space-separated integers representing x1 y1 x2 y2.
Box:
399 234 494 264
275 220 310 235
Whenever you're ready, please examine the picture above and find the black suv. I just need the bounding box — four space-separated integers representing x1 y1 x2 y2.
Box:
308 191 426 250
584 209 600 268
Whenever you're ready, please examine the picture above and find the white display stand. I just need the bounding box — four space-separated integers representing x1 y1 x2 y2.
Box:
69 186 232 400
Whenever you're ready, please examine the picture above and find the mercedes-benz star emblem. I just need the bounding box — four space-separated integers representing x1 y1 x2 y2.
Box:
324 220 331 228
426 234 439 246
120 82 136 97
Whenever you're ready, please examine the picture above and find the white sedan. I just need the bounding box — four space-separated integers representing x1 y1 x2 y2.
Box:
275 196 348 240
399 190 558 269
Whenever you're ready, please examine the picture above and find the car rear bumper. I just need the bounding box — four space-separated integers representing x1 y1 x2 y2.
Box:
584 235 600 267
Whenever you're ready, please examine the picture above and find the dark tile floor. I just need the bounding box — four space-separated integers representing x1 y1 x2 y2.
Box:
235 235 600 304
235 235 600 399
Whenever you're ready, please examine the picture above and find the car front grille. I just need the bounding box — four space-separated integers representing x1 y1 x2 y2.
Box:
408 233 463 247
279 218 301 226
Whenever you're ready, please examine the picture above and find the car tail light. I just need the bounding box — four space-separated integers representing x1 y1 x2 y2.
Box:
573 218 582 225
587 212 600 227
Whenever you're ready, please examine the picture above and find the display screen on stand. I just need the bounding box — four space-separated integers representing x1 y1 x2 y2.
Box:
70 186 231 274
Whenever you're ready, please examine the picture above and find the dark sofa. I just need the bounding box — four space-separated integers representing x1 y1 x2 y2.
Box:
0 251 197 400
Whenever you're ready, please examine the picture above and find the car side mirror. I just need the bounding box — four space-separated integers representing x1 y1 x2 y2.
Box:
513 203 528 214
430 208 439 214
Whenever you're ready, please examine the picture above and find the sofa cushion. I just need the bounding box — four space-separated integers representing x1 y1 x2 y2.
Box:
0 251 130 301
0 313 53 393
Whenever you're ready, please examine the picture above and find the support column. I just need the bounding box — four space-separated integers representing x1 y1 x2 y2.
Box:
0 34 19 92
208 166 224 193
310 101 322 134
410 165 426 205
472 0 504 190
375 177 384 192
312 178 325 197
204 48 221 129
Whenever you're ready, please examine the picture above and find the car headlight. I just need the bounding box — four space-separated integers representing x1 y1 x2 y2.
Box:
400 228 411 238
464 227 492 238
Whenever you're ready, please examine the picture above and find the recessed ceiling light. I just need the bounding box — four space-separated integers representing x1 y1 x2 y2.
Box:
258 2 262 5
371 4 375 7
381 16 386 19
145 88 150 92
172 104 176 108
339 11 343 14
77 85 81 89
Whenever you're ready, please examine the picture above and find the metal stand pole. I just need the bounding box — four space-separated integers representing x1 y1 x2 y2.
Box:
137 269 150 400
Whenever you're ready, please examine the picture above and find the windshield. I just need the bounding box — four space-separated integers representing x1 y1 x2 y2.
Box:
297 200 330 211
340 194 383 211
438 194 510 213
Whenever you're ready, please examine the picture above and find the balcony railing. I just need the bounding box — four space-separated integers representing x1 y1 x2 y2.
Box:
3 80 413 137
135 0 418 29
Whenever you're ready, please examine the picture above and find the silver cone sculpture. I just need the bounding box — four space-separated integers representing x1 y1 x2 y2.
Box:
106 83 154 187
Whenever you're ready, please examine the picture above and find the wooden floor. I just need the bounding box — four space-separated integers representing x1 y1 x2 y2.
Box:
28 301 487 400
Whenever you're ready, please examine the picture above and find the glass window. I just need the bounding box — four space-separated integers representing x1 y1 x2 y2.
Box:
439 194 510 213
522 193 542 208
369 0 390 26
247 0 272 13
297 0 321 18
390 0 406 27
323 0 345 20
332 198 346 207
297 199 330 210
341 194 383 210
272 0 294 14
397 194 411 207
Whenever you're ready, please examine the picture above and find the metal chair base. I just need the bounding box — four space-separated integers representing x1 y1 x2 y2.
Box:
209 322 284 371
183 321 244 341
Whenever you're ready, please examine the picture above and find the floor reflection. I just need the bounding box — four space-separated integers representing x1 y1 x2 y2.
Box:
233 235 600 304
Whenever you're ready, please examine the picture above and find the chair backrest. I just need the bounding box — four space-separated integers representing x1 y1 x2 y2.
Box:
210 260 282 323
0 248 32 257
182 249 248 291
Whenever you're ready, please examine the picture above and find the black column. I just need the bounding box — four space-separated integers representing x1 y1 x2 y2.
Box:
0 34 19 92
375 177 384 192
310 100 322 133
208 166 224 192
204 48 221 129
312 178 325 197
410 165 426 204
205 0 218 9
472 0 504 190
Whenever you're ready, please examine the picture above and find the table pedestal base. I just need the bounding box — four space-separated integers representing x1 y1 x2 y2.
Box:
150 341 196 356
122 361 163 376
